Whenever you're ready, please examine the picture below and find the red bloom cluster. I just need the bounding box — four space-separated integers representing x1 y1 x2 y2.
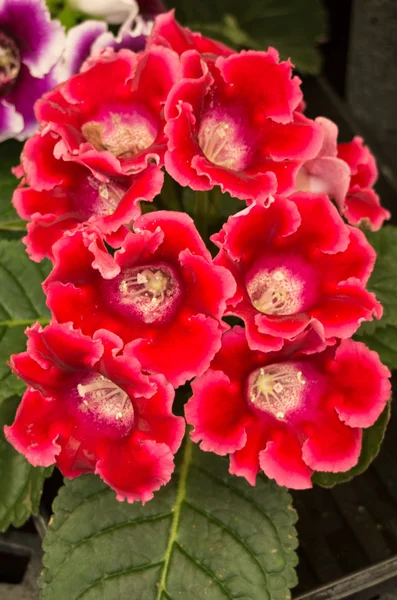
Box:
6 12 391 499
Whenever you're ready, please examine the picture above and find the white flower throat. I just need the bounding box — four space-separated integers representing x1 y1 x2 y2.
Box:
248 363 306 420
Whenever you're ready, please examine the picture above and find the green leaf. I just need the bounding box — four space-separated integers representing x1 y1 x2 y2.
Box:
46 0 65 18
0 394 52 531
57 5 86 29
0 240 52 530
0 140 25 231
0 239 50 400
358 226 397 336
189 15 264 50
168 0 327 73
355 226 397 367
313 403 391 488
356 325 397 370
46 0 86 29
40 440 298 600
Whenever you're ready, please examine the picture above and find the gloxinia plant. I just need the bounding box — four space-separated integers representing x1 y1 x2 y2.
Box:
0 0 64 141
1 10 395 600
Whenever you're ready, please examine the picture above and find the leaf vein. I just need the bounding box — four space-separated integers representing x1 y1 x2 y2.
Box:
44 487 123 578
71 511 173 552
185 500 268 582
0 299 12 320
175 543 235 600
45 512 172 584
73 561 164 600
45 487 113 537
192 464 279 532
0 262 40 317
155 438 193 599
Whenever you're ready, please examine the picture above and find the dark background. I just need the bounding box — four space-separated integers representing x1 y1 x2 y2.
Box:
294 2 397 598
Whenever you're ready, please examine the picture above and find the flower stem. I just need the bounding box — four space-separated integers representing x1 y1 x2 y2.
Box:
194 190 211 241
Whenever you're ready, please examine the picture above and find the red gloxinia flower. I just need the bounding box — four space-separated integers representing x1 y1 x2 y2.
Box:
338 136 390 231
296 117 390 231
164 48 323 202
34 45 180 178
185 326 391 489
44 212 236 387
13 143 163 261
5 322 185 503
212 192 381 352
148 10 234 57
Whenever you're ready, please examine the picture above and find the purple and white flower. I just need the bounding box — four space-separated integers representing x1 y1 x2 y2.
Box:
0 0 65 142
56 0 165 81
68 0 138 25
68 0 165 24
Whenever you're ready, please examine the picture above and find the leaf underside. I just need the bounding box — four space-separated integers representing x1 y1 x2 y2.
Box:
41 441 298 600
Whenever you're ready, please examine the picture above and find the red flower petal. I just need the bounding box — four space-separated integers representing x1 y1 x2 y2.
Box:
313 226 376 285
302 413 362 473
217 49 302 124
96 439 175 504
23 216 81 262
330 339 391 428
148 10 234 57
192 154 278 203
338 137 378 188
130 311 223 388
344 187 391 232
229 420 269 486
133 210 211 260
260 430 313 489
132 374 185 453
4 389 62 467
180 249 236 319
187 370 248 454
26 321 103 371
289 191 349 254
310 278 382 339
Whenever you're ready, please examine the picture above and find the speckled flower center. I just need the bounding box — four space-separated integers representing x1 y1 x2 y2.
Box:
0 31 20 96
82 110 157 159
119 264 182 324
77 374 134 434
198 115 249 171
246 267 304 315
247 363 306 419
